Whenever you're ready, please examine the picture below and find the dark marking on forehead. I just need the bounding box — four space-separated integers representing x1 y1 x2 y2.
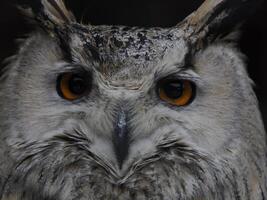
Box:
55 27 73 62
112 37 124 48
94 34 105 48
60 23 188 80
137 32 147 45
85 43 100 61
69 24 181 61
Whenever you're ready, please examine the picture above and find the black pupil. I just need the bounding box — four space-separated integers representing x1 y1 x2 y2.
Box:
163 81 184 99
69 76 86 95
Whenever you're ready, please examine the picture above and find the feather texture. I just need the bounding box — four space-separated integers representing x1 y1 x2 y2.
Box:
0 0 266 199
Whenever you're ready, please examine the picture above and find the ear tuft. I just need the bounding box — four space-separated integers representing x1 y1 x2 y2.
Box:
177 0 263 49
19 0 76 29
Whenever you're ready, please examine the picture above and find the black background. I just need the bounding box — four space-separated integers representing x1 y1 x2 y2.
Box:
0 0 266 126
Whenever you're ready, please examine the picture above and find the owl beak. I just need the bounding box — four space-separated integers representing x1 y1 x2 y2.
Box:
113 107 129 169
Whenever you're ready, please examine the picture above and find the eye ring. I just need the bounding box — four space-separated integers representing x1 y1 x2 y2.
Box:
57 73 91 101
157 79 196 106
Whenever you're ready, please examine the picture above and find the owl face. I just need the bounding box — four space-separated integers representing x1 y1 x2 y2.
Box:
2 24 194 166
0 0 266 199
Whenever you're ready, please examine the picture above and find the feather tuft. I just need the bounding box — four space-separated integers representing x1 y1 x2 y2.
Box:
18 0 76 29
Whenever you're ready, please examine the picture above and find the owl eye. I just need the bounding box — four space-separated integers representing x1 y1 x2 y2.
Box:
57 73 90 101
157 79 196 106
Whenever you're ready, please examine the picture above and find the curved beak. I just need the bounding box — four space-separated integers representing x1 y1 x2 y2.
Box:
113 107 129 169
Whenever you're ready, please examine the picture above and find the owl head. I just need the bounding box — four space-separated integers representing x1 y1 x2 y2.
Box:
0 0 266 199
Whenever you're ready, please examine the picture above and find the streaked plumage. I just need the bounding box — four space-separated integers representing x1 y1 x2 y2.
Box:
0 0 266 199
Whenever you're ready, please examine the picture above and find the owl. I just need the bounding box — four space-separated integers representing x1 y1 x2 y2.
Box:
0 0 266 199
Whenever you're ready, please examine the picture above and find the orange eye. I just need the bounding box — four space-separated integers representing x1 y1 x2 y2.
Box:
158 79 196 106
57 73 90 101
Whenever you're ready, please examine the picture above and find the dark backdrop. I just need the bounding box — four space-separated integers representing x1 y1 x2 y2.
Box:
0 0 266 126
